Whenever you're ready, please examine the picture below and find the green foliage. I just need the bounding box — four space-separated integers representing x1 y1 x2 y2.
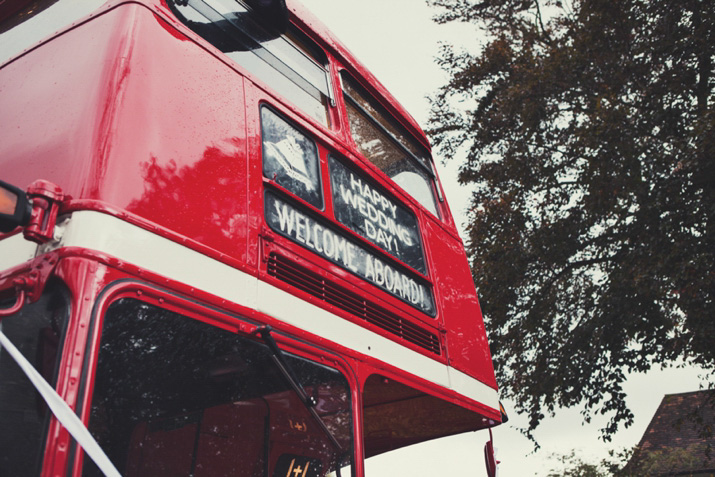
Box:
547 446 712 476
427 0 715 442
546 448 627 477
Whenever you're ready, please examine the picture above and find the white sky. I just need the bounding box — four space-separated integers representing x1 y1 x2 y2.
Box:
296 0 709 475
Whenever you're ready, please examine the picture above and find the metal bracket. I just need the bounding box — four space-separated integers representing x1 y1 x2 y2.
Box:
24 180 65 244
0 278 28 319
0 250 60 317
259 227 275 262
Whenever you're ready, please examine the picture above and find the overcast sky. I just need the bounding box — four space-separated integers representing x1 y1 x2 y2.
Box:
295 0 708 475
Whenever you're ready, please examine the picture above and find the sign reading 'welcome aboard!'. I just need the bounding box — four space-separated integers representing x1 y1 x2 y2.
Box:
265 191 435 316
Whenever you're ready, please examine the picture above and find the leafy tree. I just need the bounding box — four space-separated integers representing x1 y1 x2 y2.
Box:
625 445 708 476
546 446 713 476
427 0 714 442
546 447 658 477
546 449 618 477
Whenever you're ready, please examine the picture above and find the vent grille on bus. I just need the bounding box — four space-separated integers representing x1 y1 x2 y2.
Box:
267 253 441 356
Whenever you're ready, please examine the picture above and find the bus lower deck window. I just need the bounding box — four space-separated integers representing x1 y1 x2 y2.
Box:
84 298 353 477
0 283 70 477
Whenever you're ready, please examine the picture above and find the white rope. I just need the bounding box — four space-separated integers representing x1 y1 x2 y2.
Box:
0 329 121 477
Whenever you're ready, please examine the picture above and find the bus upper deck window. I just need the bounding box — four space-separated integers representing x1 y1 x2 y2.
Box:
261 106 323 208
169 0 333 126
340 73 440 217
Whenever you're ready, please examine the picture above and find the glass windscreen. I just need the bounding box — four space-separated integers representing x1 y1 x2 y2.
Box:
84 298 353 477
341 74 439 217
170 0 333 126
0 282 70 476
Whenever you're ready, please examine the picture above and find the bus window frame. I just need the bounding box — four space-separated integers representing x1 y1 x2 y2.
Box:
338 71 442 218
167 0 336 127
327 153 429 276
260 104 326 211
361 372 493 460
254 96 436 317
76 281 359 477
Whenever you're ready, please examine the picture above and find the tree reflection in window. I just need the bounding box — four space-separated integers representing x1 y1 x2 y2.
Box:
84 298 352 477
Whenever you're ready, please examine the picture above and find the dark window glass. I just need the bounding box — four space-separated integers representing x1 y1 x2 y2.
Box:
341 73 439 217
329 155 426 275
362 375 485 458
169 0 333 125
84 298 352 477
0 281 70 476
262 107 323 208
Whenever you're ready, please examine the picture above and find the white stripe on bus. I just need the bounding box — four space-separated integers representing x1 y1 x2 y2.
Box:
1 210 500 411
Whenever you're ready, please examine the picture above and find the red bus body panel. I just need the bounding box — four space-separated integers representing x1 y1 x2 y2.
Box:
0 1 500 474
0 0 497 388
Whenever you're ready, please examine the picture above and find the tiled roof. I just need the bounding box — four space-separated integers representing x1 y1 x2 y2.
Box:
627 390 715 475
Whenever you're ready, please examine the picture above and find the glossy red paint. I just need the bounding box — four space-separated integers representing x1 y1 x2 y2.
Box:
44 258 110 476
1 245 497 475
23 180 65 244
0 2 251 264
423 216 498 388
0 0 500 474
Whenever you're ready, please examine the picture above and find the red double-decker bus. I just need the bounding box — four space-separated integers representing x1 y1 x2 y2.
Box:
0 1 503 475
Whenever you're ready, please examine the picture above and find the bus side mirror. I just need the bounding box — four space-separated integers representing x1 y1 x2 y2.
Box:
484 429 499 477
245 0 289 34
0 180 32 233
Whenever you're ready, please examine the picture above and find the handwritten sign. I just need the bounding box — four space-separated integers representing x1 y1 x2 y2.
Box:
328 156 426 275
265 191 435 316
273 454 320 477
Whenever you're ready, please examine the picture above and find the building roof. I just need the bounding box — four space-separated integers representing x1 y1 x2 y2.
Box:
627 390 715 476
